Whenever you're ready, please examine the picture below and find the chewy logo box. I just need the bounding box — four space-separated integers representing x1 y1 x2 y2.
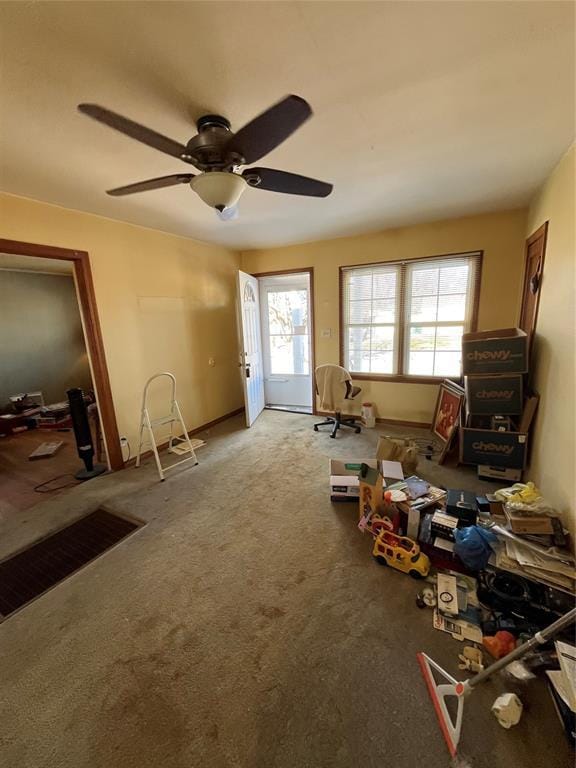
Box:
465 374 523 415
462 328 528 375
460 428 528 469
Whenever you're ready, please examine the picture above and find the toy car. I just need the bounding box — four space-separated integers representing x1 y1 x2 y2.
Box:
372 530 431 579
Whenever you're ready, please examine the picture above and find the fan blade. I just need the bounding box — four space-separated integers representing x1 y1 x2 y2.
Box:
225 95 312 164
106 174 193 196
243 167 332 197
78 104 189 162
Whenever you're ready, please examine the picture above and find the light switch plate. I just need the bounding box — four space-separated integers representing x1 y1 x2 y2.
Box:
321 328 332 338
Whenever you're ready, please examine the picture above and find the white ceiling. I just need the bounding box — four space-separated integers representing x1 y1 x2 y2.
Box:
0 1 574 250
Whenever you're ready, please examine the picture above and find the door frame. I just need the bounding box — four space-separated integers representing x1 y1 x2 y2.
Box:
249 267 316 414
0 237 123 470
519 222 548 337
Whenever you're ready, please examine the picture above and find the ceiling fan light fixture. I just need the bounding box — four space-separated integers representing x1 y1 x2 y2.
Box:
190 172 246 210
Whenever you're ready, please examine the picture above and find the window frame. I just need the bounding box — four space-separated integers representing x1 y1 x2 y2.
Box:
339 251 483 384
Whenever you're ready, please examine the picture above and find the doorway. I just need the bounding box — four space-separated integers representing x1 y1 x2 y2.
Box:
0 254 103 513
259 272 313 414
236 268 315 424
0 238 124 509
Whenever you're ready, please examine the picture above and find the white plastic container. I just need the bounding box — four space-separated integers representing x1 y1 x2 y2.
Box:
361 402 376 428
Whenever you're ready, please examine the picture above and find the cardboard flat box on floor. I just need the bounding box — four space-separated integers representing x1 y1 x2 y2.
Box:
478 465 523 482
465 374 523 415
329 459 403 501
462 328 528 375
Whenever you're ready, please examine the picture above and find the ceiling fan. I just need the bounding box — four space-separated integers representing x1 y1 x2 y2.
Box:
77 95 333 218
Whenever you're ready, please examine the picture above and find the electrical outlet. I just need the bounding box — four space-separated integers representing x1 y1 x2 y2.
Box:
208 357 215 367
120 436 128 446
321 328 332 338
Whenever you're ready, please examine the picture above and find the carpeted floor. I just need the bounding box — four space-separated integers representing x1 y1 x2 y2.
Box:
0 411 571 768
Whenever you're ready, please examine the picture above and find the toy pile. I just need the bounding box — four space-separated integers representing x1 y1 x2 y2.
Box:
328 455 576 744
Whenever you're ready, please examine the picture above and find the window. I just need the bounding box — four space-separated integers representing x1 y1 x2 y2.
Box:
341 253 481 379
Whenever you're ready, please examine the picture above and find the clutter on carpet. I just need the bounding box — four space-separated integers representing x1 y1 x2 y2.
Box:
328 331 575 754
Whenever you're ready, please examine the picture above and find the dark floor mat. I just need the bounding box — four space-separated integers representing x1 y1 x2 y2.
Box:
0 509 142 619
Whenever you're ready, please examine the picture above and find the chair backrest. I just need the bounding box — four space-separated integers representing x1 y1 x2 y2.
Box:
315 364 351 411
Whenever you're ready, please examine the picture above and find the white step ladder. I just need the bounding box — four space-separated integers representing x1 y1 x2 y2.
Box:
135 372 198 481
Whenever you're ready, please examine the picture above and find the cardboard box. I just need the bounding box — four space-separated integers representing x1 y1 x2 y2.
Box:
446 490 478 526
465 375 523 415
485 493 506 521
358 463 384 521
329 459 403 501
505 508 555 535
477 464 523 482
460 428 528 469
462 328 528 375
431 511 459 541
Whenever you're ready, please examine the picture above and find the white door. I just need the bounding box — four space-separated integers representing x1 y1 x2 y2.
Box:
237 270 265 426
259 273 313 409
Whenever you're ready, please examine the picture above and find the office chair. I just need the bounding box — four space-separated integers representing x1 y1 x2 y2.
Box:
313 364 362 438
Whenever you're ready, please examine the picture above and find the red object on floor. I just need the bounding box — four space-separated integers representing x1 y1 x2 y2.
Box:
483 630 516 659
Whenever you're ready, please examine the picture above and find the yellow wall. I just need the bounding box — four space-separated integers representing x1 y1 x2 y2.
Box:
526 144 575 536
0 192 244 458
241 209 527 424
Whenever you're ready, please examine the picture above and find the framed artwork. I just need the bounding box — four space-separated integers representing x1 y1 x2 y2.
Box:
432 379 465 445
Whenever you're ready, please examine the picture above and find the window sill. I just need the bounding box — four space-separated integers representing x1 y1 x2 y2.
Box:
349 373 460 385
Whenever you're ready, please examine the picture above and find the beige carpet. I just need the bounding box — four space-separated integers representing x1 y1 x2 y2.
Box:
0 411 571 768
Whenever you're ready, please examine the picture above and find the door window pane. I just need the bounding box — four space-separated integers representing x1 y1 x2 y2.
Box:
267 290 308 334
270 334 309 375
266 288 310 375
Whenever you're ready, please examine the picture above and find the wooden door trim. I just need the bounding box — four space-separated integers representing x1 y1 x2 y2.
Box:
520 221 548 335
0 238 123 470
249 267 317 415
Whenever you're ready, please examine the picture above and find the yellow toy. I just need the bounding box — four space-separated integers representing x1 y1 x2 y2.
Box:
372 530 430 579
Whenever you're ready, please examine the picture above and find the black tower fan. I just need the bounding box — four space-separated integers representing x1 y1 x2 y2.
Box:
67 388 107 480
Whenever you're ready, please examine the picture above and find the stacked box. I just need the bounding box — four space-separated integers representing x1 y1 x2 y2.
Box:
459 328 534 473
462 328 528 376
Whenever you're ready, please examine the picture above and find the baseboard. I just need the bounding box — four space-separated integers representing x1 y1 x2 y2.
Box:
377 417 432 429
316 410 430 429
188 406 245 435
125 406 245 467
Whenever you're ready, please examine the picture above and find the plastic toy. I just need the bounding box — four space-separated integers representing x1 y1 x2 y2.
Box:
416 586 436 608
458 646 484 673
372 530 430 578
483 630 516 659
492 692 523 729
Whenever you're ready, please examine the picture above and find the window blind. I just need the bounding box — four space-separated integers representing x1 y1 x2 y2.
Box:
342 264 400 374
